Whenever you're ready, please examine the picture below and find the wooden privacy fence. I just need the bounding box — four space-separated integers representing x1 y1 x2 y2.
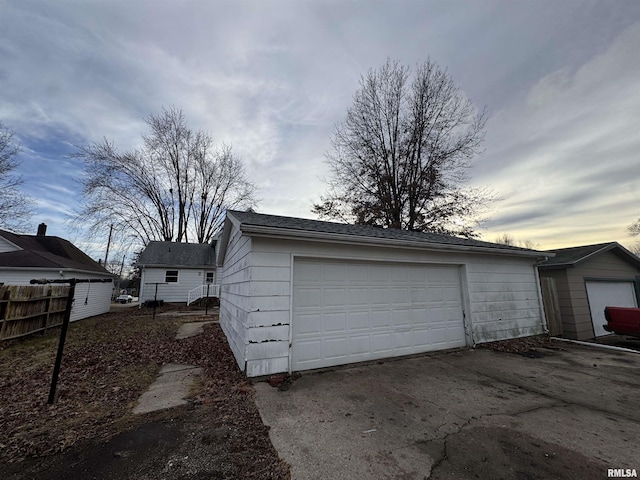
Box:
0 285 70 341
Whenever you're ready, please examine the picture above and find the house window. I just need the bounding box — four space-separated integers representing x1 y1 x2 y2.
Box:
206 272 214 284
165 270 179 283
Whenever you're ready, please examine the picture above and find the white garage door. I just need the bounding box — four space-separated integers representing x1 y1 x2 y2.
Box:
586 281 638 337
292 258 466 371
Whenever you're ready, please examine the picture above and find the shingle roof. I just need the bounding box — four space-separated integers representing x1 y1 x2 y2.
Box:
538 242 640 269
0 229 110 274
227 210 544 255
137 241 216 267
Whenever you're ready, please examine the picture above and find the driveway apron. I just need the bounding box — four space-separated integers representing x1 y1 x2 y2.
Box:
254 344 640 479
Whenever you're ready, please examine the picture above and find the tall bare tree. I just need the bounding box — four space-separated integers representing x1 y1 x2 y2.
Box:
313 58 490 237
73 108 256 246
0 122 33 232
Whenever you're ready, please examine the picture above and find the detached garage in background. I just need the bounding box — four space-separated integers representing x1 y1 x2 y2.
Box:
217 210 550 377
538 242 640 340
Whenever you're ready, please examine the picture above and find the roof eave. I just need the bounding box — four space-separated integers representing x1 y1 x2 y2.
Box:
240 224 548 259
0 266 116 277
137 263 215 269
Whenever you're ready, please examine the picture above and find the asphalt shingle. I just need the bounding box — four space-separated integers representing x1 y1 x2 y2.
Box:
228 210 541 254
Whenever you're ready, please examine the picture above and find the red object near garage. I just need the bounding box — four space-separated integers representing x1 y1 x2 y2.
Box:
604 307 640 337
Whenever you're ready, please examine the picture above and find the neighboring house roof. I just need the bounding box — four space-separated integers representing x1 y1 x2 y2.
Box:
220 210 550 261
538 242 640 270
137 241 217 268
0 229 111 274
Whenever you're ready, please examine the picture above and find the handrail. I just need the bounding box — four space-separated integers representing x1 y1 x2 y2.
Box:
187 284 220 306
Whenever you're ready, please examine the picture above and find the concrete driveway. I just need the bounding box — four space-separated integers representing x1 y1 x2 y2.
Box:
255 342 640 479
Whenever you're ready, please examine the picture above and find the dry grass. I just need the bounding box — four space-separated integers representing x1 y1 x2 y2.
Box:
0 304 289 479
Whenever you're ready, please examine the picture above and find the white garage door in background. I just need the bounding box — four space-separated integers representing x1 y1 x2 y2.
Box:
292 258 466 371
586 281 638 337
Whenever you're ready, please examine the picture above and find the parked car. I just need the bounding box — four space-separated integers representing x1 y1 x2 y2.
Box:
604 307 640 337
116 294 134 304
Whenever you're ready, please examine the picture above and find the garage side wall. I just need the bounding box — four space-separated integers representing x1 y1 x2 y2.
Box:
539 269 581 338
240 237 545 376
465 257 546 343
219 225 252 371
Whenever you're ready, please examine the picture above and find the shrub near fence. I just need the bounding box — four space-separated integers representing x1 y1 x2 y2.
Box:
0 285 70 341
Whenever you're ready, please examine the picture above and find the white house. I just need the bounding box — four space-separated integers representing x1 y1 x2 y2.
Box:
0 224 114 322
137 241 217 304
217 210 552 377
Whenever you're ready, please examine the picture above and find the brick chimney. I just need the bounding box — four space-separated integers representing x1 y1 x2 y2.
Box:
37 223 47 236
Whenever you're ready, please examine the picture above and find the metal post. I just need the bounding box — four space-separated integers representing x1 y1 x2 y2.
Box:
153 283 159 320
205 283 210 316
48 279 76 404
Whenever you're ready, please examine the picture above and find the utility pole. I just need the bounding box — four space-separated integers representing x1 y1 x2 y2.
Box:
104 224 114 266
118 254 126 278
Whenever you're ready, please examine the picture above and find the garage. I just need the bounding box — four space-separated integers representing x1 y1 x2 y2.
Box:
292 258 466 371
218 210 548 377
539 242 640 340
586 281 638 337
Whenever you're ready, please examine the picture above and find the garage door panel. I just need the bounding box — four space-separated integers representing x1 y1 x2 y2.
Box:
348 288 368 306
295 313 322 335
371 332 393 353
324 313 347 333
371 288 390 304
347 264 369 282
292 259 466 371
370 310 391 328
392 287 410 304
392 309 412 327
324 337 348 359
324 288 346 306
347 311 369 330
295 288 322 308
348 335 370 355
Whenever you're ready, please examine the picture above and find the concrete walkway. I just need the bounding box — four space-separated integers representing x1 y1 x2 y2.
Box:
132 321 215 415
175 321 215 340
133 363 202 415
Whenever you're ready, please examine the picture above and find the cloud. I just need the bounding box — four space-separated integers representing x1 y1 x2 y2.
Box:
2 0 640 255
475 22 640 248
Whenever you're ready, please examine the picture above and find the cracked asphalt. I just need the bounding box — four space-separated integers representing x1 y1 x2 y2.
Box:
255 342 640 479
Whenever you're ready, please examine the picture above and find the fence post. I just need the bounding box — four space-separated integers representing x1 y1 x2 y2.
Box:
42 286 52 335
0 287 9 339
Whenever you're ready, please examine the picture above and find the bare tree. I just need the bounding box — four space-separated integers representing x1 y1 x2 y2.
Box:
494 233 539 249
628 218 640 257
73 108 257 246
495 233 515 246
0 122 33 232
313 58 490 237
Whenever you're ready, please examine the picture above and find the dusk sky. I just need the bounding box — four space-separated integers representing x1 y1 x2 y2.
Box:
2 0 640 259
